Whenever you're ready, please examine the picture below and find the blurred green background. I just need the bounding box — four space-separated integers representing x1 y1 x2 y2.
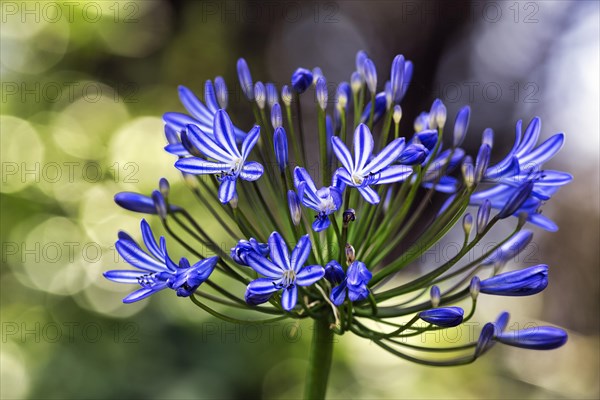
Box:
1 1 598 398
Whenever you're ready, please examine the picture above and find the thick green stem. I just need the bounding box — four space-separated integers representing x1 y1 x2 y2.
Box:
304 317 334 400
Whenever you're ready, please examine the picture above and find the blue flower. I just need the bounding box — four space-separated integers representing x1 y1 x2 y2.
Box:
104 220 218 303
324 260 345 285
230 238 269 266
470 117 572 231
163 83 248 157
294 167 344 232
330 261 372 306
479 264 548 296
174 109 264 204
419 306 464 327
495 326 568 350
243 232 325 311
332 124 410 204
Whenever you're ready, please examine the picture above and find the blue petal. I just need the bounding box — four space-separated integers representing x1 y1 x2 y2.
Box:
218 178 237 204
187 124 232 163
519 133 564 167
164 112 210 133
290 234 312 273
175 158 230 175
296 265 325 286
333 168 353 186
123 285 166 303
354 124 374 172
103 270 144 284
214 110 241 158
204 80 219 114
330 282 347 306
140 219 163 260
246 253 283 278
241 125 260 160
164 143 188 156
268 231 291 270
281 285 298 311
178 85 212 122
312 216 331 232
515 117 541 158
375 165 412 185
116 240 165 273
246 278 279 295
363 138 406 174
240 161 264 181
357 186 380 204
528 213 558 232
331 136 354 173
159 237 178 272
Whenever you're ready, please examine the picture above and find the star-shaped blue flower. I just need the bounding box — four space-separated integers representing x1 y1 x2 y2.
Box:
104 220 218 303
175 109 264 204
293 167 344 232
332 124 410 204
242 232 325 311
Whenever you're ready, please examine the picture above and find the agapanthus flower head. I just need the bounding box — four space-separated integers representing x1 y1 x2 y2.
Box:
330 260 372 306
174 110 263 204
241 232 325 311
104 220 217 302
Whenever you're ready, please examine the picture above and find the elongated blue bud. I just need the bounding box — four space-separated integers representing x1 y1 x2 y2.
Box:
463 213 474 236
453 106 471 147
480 264 548 296
428 99 446 130
483 230 533 265
237 58 254 100
312 67 323 84
496 326 567 350
419 306 464 327
398 143 428 165
266 82 278 108
399 60 413 100
363 58 377 93
274 127 288 172
350 71 363 94
475 322 495 358
482 128 494 148
461 156 475 188
393 105 402 125
430 285 441 307
159 178 170 197
356 50 368 76
384 81 392 109
494 311 510 334
291 68 313 93
271 103 282 128
335 82 351 111
316 77 328 110
281 85 292 107
390 54 405 103
254 81 266 109
115 192 161 214
470 276 481 300
324 260 345 284
474 144 491 184
498 181 534 218
214 76 228 109
152 190 167 219
287 190 301 225
414 112 429 132
476 199 491 234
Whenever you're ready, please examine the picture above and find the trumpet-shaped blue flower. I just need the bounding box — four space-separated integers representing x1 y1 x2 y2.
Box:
293 167 344 231
419 306 464 327
104 220 218 303
330 261 372 306
495 326 568 350
332 124 410 204
479 264 548 296
242 232 325 311
174 109 263 204
163 83 248 157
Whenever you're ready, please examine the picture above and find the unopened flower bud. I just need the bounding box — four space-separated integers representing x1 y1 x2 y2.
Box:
430 285 441 307
287 190 301 225
345 243 355 265
470 276 481 300
254 81 266 109
343 209 356 226
281 85 292 107
463 213 473 236
159 178 170 198
393 105 402 125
